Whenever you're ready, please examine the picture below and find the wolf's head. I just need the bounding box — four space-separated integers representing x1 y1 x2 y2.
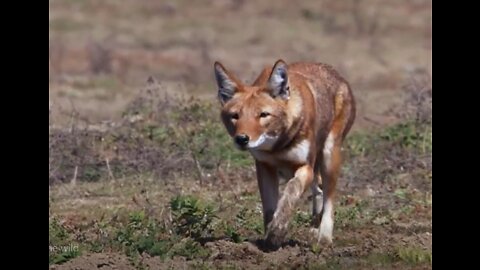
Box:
214 60 293 151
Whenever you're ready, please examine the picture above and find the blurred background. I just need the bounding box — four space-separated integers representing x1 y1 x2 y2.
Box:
49 0 431 130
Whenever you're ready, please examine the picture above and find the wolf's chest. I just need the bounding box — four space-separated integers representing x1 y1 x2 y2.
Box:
249 139 311 166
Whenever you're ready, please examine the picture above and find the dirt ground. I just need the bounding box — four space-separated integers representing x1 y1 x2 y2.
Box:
50 173 432 269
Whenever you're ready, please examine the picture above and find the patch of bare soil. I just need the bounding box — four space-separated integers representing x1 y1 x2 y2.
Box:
50 253 135 270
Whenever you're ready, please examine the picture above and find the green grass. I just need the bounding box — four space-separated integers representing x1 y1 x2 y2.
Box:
114 210 172 258
346 120 432 157
396 246 432 265
381 121 432 153
49 218 82 264
170 195 218 240
335 199 371 228
292 210 312 227
365 252 396 267
49 194 221 265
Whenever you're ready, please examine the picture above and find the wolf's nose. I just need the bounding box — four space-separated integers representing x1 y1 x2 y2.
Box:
235 134 250 146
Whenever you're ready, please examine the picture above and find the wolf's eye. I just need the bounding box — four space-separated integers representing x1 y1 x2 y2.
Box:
260 112 270 118
231 113 239 120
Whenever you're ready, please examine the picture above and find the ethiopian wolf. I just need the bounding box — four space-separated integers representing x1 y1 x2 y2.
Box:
213 59 356 248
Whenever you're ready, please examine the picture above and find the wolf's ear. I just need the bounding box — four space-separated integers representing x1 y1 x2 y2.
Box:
267 60 289 100
214 62 240 105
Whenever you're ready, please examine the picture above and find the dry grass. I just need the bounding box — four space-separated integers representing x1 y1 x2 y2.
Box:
49 0 431 128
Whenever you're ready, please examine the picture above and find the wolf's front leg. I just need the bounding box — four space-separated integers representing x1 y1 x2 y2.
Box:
255 161 280 234
265 165 313 248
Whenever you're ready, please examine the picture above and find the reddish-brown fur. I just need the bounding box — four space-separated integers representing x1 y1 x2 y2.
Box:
214 59 355 249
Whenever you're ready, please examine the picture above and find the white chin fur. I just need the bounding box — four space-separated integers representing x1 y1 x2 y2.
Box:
247 133 278 150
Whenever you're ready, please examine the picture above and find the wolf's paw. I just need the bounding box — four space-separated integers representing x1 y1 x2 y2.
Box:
264 219 288 250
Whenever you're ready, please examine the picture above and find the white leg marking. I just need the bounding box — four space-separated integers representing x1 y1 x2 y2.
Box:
311 182 323 216
318 199 334 243
323 132 335 169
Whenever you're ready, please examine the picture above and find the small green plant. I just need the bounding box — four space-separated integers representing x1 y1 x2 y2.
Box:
310 243 322 255
115 210 172 258
235 207 263 234
293 210 312 227
381 121 432 153
49 245 81 265
224 223 245 243
168 238 211 260
335 200 370 228
85 219 114 253
49 218 81 264
365 252 396 267
170 195 217 240
346 132 373 156
49 218 69 243
221 206 264 242
396 246 432 265
393 188 409 200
